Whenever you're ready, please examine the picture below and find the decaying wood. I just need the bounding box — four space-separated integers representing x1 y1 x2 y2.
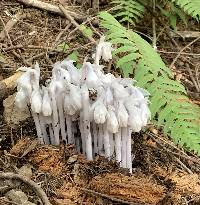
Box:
170 31 200 39
0 172 51 205
16 0 85 21
0 72 22 101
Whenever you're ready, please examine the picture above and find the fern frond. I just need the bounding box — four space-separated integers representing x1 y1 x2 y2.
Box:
111 0 145 26
99 11 200 155
171 0 200 19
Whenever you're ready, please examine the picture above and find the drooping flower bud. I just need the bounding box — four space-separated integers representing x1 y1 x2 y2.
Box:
105 87 114 105
107 106 119 133
31 89 42 113
140 102 151 126
93 99 108 124
127 106 143 132
81 62 99 88
117 101 129 127
15 88 29 110
16 71 32 97
94 36 113 65
42 87 52 116
61 59 80 85
111 81 129 99
69 84 82 111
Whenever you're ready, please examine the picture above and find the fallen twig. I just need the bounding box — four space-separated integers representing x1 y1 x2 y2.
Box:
185 63 200 92
170 37 200 69
16 0 84 21
59 4 96 44
0 15 31 67
79 187 150 205
170 31 200 39
158 50 200 56
147 132 200 168
0 11 23 41
0 172 51 205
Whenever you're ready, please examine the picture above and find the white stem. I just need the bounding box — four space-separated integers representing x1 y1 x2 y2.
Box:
51 89 60 145
79 112 86 155
39 115 49 144
57 92 67 142
82 85 93 161
115 128 122 164
109 133 114 157
32 112 43 144
65 115 74 144
75 136 81 153
126 127 132 173
92 122 98 155
121 127 127 168
49 124 55 145
103 123 111 159
98 124 103 155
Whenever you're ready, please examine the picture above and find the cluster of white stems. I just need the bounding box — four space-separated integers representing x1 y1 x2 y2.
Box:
15 37 150 173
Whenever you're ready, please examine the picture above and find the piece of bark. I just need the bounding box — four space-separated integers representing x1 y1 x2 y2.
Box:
17 0 85 21
170 31 200 39
0 71 22 101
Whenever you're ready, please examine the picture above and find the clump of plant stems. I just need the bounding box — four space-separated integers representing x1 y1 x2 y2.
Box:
15 37 151 173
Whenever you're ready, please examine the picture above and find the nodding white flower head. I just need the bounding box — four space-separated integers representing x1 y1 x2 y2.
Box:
93 99 108 124
31 89 42 113
105 86 114 105
69 84 82 112
16 70 32 97
128 106 143 132
140 103 151 126
15 88 29 110
81 62 100 88
111 81 129 100
61 59 80 85
64 94 79 116
102 73 115 85
117 100 129 127
42 86 52 117
107 106 119 133
94 36 114 65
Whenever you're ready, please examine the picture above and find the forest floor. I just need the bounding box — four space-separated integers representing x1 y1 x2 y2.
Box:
0 0 200 205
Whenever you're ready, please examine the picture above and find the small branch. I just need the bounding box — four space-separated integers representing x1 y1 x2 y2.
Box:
158 50 200 56
0 172 51 205
59 4 96 44
170 37 200 69
185 63 200 92
169 31 200 39
0 11 23 41
147 132 200 167
16 0 84 21
0 15 31 67
79 187 150 205
152 0 156 50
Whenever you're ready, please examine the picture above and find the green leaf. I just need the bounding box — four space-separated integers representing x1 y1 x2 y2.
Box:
57 42 69 53
68 51 78 62
79 25 93 38
116 52 140 67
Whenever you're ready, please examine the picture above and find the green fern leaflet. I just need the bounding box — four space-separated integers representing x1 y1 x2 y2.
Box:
99 11 200 155
172 0 200 20
111 0 145 26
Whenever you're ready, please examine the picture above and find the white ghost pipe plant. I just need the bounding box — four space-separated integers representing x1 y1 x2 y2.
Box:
15 36 151 173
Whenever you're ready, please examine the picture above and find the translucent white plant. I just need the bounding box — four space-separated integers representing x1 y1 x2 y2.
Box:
15 37 151 173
